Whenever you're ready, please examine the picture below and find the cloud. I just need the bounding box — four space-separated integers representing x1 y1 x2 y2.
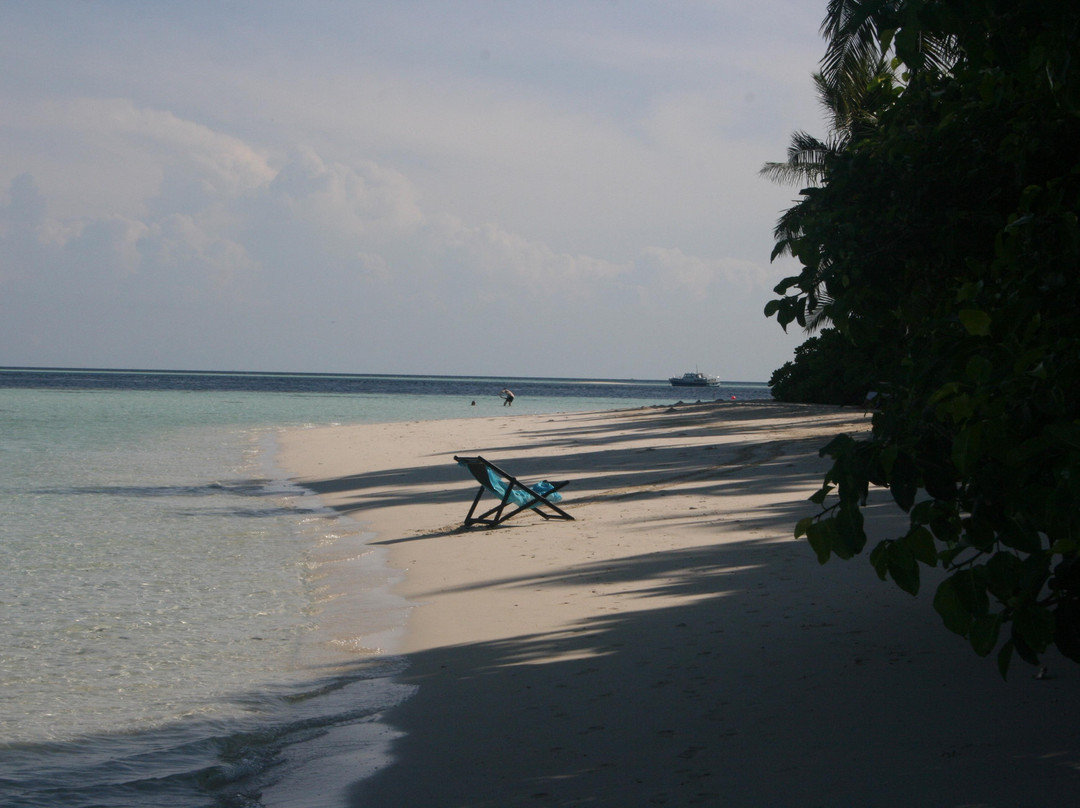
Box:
0 100 793 376
637 245 772 294
2 97 274 219
431 214 628 292
2 103 636 315
2 173 46 230
64 215 149 277
0 173 48 287
267 145 424 243
55 97 274 194
138 214 258 291
0 2 820 378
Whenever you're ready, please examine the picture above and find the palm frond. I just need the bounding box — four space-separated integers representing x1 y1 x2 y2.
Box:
803 294 835 334
820 0 897 95
821 0 961 88
759 131 834 186
770 201 809 253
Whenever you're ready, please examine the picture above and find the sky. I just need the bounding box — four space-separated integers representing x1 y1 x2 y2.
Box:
0 1 828 381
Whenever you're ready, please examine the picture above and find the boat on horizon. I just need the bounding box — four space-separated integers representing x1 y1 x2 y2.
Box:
668 370 720 387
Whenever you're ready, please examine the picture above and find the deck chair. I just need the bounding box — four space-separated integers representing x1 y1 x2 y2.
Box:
454 455 574 527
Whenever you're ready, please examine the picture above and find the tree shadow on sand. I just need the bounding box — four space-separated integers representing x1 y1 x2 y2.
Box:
309 405 1080 807
346 528 1080 807
293 401 864 521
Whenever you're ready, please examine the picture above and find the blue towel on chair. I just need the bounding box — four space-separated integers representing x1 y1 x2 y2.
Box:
486 468 563 506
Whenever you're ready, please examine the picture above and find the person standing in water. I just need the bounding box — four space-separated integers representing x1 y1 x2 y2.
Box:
500 388 514 406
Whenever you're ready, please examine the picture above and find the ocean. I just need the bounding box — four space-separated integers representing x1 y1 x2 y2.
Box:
0 368 770 807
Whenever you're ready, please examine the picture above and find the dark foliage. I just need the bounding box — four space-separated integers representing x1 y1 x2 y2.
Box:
768 329 878 405
767 0 1080 674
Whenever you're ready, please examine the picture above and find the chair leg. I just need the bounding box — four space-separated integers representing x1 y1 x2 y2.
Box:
486 482 574 524
467 488 515 526
463 487 485 526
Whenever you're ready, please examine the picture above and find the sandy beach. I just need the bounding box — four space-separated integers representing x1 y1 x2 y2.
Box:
278 401 1080 807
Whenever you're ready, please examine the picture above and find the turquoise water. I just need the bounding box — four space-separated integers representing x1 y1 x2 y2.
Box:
0 374 769 806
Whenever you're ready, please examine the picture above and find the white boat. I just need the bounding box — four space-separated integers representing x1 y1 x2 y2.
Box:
668 371 720 387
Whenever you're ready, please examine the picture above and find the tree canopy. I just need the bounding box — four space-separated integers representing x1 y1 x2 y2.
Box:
768 328 879 406
766 0 1080 675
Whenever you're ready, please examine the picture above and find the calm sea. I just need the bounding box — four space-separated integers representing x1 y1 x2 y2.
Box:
0 368 770 808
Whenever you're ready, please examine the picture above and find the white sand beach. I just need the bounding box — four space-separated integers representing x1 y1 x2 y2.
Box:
278 401 1080 807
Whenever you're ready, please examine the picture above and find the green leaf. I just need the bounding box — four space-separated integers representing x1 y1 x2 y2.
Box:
772 276 802 295
910 500 938 526
930 510 961 544
985 551 1021 602
965 355 994 385
1020 553 1051 593
929 381 963 405
820 433 856 459
1046 422 1080 450
938 544 966 566
879 445 898 476
923 461 957 500
1003 213 1035 232
1051 538 1078 556
955 280 982 302
999 518 1042 554
794 516 814 539
959 309 992 336
938 392 975 422
1012 630 1042 666
870 540 890 581
997 640 1014 679
1055 599 1080 663
964 514 997 552
961 567 991 616
1014 605 1055 654
833 504 866 559
889 452 918 512
952 423 983 475
806 520 834 565
905 526 938 567
1006 434 1054 466
970 614 1002 657
887 540 920 595
934 577 973 636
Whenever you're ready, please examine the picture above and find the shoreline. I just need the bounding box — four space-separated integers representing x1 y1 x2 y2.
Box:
278 400 1080 806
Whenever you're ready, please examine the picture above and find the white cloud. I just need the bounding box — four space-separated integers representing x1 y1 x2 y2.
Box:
267 146 424 242
0 1 820 379
638 246 772 294
432 215 628 291
2 97 274 219
139 213 259 290
65 215 149 277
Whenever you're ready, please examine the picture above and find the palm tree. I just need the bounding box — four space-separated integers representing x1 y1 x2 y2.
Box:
762 49 896 184
763 1 961 333
761 60 894 332
820 0 960 94
759 129 834 188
